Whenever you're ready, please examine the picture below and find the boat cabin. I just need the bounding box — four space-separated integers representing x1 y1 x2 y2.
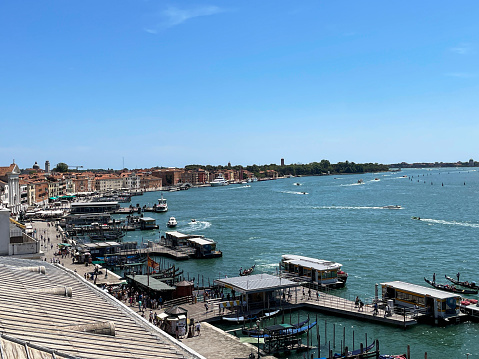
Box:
381 281 461 320
81 242 122 259
186 237 222 258
163 231 200 247
280 254 347 288
139 217 159 230
70 202 120 214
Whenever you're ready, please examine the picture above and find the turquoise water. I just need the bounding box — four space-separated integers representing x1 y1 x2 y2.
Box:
116 168 479 357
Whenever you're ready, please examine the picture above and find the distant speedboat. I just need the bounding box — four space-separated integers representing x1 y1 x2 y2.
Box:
167 217 177 228
293 182 301 186
190 219 196 223
210 173 228 187
382 205 401 209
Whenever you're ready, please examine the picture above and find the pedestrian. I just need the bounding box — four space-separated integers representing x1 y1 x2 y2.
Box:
359 300 364 312
316 290 320 301
433 273 436 284
195 322 201 336
373 302 378 315
204 303 209 313
308 288 311 299
355 296 359 308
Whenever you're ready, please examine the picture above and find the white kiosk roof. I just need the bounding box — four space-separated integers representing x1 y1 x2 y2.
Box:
282 254 342 271
215 273 298 294
381 281 462 300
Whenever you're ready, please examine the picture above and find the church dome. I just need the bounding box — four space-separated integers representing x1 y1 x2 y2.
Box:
32 162 40 170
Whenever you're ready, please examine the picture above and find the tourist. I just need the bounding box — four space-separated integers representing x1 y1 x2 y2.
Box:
195 322 201 336
204 303 209 313
355 296 359 308
358 300 364 312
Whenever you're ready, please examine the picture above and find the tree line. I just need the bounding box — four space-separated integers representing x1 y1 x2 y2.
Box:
185 160 389 178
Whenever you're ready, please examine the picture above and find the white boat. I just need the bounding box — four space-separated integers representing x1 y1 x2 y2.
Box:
156 194 168 212
166 217 177 228
210 173 228 187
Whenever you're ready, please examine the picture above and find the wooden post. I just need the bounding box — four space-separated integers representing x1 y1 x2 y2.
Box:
376 340 380 359
333 323 336 348
353 330 355 351
325 320 327 345
343 327 346 354
407 345 410 359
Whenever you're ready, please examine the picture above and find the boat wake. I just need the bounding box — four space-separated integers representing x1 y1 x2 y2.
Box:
280 190 308 195
416 218 479 228
228 185 251 190
340 182 365 186
313 205 387 210
187 221 212 231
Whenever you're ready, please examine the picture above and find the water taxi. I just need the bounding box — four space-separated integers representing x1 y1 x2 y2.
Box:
166 217 177 228
279 254 347 288
156 194 168 212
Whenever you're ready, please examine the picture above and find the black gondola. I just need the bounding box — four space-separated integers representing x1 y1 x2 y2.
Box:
239 264 256 276
445 275 479 290
424 277 478 295
242 317 309 336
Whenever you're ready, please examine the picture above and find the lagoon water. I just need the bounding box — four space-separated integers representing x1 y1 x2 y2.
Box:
116 168 479 358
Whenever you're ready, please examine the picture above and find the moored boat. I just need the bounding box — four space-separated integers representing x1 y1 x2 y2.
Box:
424 277 478 295
210 173 228 187
445 275 479 290
156 194 168 212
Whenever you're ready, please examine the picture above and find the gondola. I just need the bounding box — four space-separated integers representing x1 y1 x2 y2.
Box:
239 264 256 276
445 275 479 290
424 277 478 295
249 320 317 338
242 317 310 336
334 341 376 358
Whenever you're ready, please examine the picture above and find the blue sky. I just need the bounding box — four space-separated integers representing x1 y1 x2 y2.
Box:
1 1 478 170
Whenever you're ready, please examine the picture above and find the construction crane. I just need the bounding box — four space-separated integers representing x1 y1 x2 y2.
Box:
68 165 83 170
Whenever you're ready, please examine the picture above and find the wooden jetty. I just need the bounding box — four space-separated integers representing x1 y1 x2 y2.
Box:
120 244 193 260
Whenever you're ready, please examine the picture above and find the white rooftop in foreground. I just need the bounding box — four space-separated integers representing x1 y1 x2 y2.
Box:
381 280 462 299
215 273 298 294
0 257 204 359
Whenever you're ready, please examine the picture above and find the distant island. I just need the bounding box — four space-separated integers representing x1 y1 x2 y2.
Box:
389 159 476 169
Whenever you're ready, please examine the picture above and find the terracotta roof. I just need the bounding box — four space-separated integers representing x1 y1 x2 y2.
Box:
0 164 16 177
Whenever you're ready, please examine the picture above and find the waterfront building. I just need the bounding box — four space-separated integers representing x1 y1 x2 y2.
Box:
0 209 42 258
0 163 21 213
381 281 461 320
94 173 124 192
152 168 185 186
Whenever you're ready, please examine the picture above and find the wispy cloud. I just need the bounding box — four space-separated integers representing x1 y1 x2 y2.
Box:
145 5 225 34
444 72 476 78
450 43 472 55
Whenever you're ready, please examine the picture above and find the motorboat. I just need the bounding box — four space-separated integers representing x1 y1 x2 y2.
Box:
166 217 177 228
382 205 401 209
156 194 168 212
190 219 196 223
210 173 228 187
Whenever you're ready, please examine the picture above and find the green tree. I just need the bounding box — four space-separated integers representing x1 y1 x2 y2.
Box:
54 162 69 172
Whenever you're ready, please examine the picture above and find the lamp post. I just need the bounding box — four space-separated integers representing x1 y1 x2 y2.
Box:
256 319 261 358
